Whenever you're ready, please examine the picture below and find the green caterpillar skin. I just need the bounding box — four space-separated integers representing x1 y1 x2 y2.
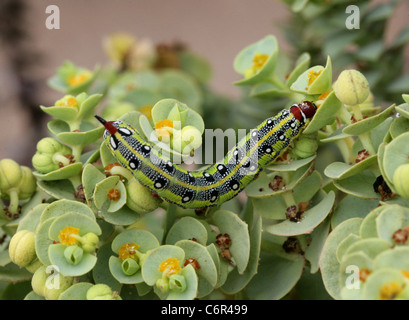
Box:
96 101 316 209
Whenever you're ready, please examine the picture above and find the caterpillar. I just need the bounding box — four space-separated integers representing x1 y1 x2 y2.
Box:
95 101 316 209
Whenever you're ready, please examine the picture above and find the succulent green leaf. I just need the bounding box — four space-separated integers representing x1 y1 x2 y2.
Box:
324 155 377 180
40 199 95 224
40 105 78 122
320 218 362 299
342 104 395 136
265 191 335 236
303 91 342 134
58 282 94 300
286 52 311 87
48 244 97 277
175 240 218 288
141 245 185 286
234 35 279 86
93 176 126 212
383 132 409 184
111 228 160 254
33 162 83 181
166 217 208 245
362 268 405 300
48 212 101 242
245 251 304 300
333 169 380 199
211 210 250 274
331 195 379 229
37 180 76 201
166 264 198 300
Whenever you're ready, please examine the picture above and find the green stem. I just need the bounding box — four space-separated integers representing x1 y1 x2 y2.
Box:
335 138 355 164
358 132 376 156
67 119 81 132
268 74 288 91
351 104 363 121
281 191 296 208
69 174 82 190
337 105 352 125
52 153 71 166
71 145 84 163
7 188 19 215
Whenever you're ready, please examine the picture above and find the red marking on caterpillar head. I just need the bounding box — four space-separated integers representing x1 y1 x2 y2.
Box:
290 101 316 121
95 115 117 135
290 105 302 121
299 101 316 119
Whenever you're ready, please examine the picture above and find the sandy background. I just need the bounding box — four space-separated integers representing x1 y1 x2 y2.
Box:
0 0 408 166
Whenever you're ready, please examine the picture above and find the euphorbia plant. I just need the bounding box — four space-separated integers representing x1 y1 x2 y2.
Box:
0 26 409 301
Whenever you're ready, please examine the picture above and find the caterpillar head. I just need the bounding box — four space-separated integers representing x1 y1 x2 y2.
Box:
290 101 316 123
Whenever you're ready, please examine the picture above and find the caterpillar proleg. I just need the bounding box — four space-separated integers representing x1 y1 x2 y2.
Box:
95 101 316 209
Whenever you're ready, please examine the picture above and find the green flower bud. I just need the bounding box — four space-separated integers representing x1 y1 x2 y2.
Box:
25 258 43 274
43 272 77 300
86 284 122 300
333 70 370 106
32 138 73 173
0 159 22 192
31 266 48 297
32 265 77 299
64 245 84 265
169 274 186 293
291 134 318 159
9 230 37 267
121 257 140 275
16 166 37 200
126 178 161 214
393 164 409 199
81 232 99 253
156 278 169 294
172 126 202 154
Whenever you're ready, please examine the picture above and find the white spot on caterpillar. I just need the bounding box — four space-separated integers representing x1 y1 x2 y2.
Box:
155 182 162 188
110 136 117 149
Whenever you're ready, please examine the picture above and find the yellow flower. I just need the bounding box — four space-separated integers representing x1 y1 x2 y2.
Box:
154 119 174 129
59 226 80 246
67 71 92 87
154 120 174 142
159 258 181 276
251 53 269 71
55 95 78 108
379 282 401 300
118 243 140 261
308 70 322 86
139 105 153 120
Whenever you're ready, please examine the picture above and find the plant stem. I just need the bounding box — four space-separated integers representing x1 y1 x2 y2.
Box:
7 188 19 215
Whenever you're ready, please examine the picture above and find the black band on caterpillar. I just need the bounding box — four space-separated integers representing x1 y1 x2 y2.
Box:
96 101 316 209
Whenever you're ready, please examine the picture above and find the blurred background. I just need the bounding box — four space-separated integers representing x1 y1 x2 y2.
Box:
0 0 408 165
